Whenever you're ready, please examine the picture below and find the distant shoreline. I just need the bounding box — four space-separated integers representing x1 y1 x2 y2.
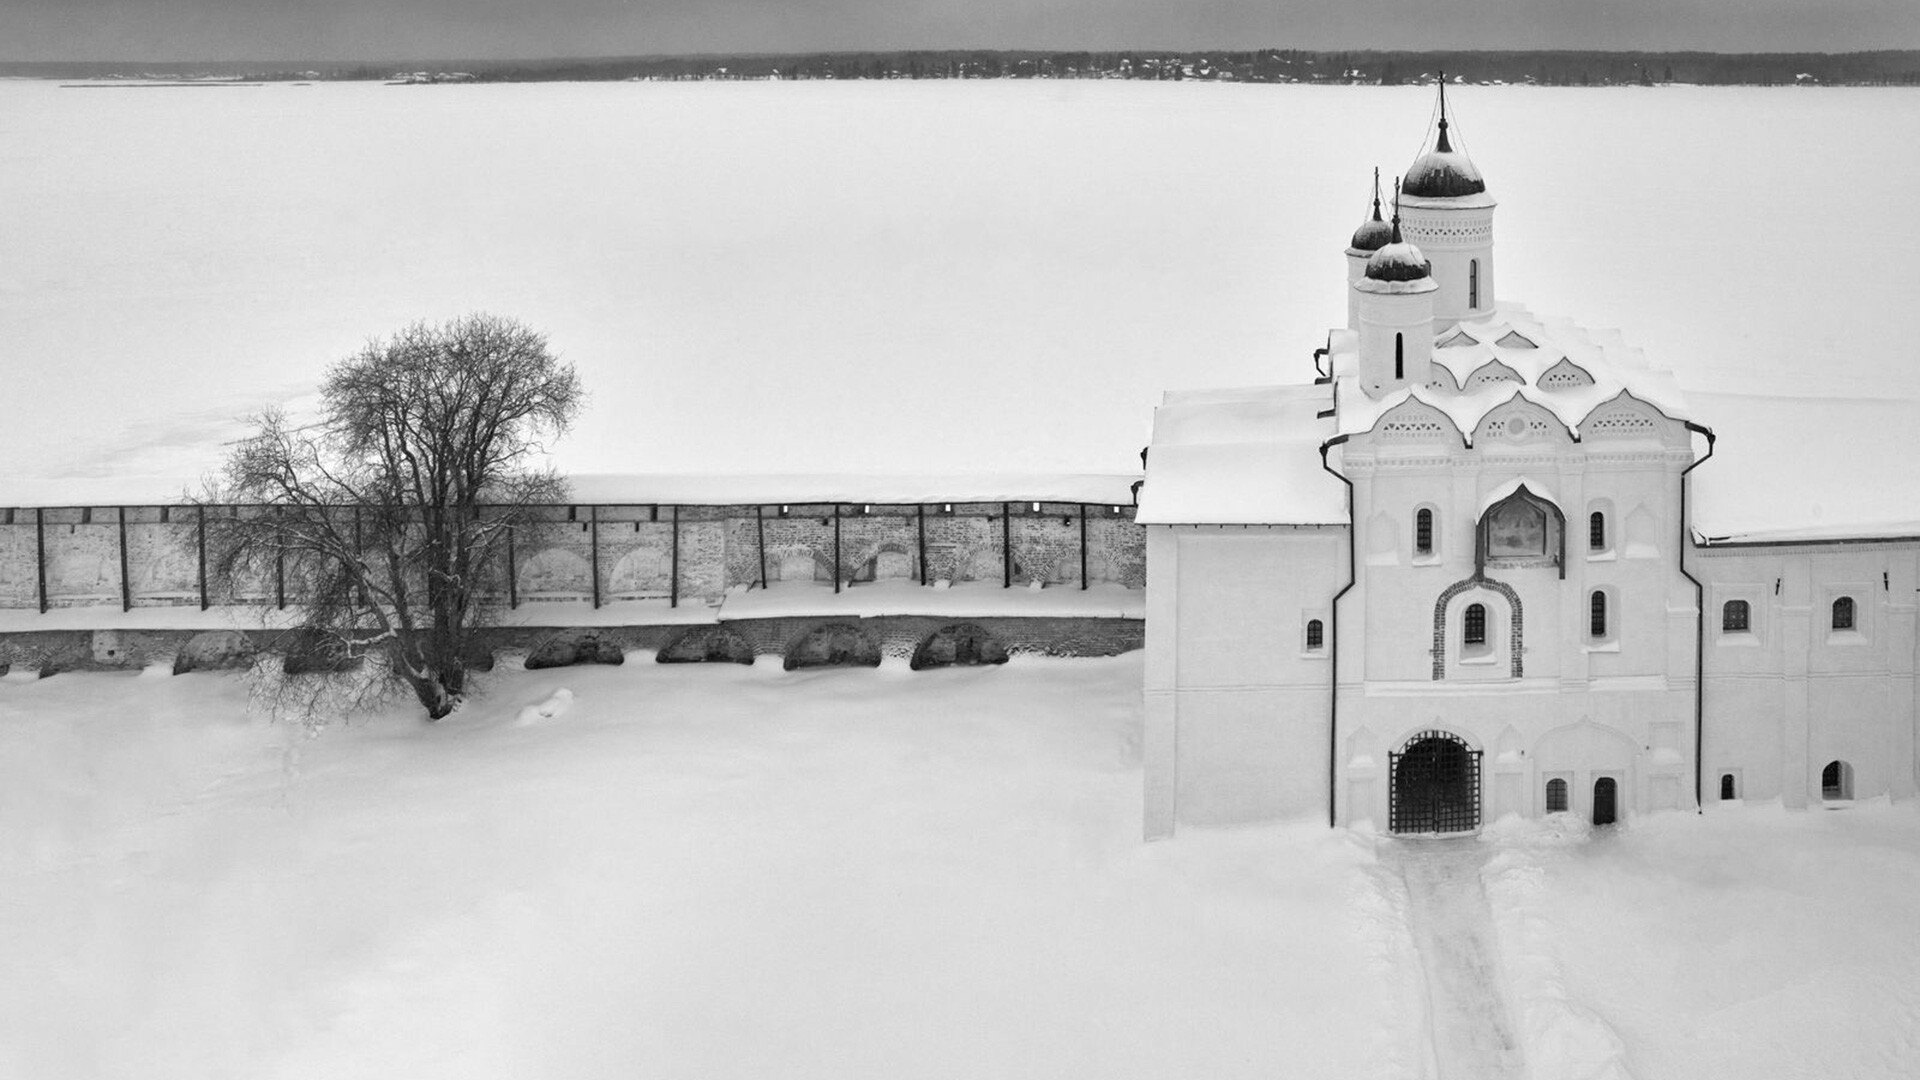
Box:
10 48 1920 87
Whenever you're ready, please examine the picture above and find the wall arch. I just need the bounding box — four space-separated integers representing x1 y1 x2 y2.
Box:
783 622 882 670
517 547 591 598
909 623 1010 670
657 626 756 665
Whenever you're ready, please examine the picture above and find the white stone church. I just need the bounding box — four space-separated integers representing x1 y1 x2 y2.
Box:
1137 91 1919 837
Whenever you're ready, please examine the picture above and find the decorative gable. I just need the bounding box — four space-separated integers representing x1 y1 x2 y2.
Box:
1537 357 1595 389
1436 329 1478 349
1580 393 1669 440
1494 330 1538 349
1475 395 1568 445
1372 399 1458 443
1464 360 1524 392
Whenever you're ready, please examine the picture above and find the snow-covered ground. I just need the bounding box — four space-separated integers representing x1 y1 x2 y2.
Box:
0 656 1426 1080
5 81 1918 529
1484 807 1920 1080
6 657 1920 1078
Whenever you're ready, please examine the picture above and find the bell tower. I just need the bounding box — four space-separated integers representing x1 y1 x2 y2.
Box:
1397 80 1496 323
1352 191 1436 398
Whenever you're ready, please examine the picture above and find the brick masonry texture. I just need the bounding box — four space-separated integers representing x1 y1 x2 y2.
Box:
0 502 1146 667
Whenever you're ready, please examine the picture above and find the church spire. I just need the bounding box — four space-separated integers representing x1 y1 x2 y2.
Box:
1436 74 1454 153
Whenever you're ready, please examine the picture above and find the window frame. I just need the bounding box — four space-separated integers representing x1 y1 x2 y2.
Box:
1722 599 1750 633
1545 776 1569 813
1832 595 1855 631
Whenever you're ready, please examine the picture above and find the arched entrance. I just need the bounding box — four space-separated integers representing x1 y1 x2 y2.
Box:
1592 777 1618 826
1390 730 1481 834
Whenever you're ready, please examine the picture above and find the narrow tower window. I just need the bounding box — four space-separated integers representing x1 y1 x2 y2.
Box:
1590 591 1608 638
1722 599 1750 633
1415 508 1434 555
1589 511 1606 551
1395 333 1404 380
1464 603 1487 646
1832 596 1855 631
1469 259 1480 309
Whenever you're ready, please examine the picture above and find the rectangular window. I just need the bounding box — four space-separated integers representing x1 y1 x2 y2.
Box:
1833 596 1855 631
1305 619 1324 650
1589 511 1606 551
1464 603 1487 646
1415 509 1433 554
1590 591 1607 638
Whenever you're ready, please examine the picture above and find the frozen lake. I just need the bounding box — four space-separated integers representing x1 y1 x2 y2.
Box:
4 80 1916 520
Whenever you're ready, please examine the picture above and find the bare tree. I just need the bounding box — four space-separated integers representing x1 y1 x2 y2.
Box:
213 314 583 719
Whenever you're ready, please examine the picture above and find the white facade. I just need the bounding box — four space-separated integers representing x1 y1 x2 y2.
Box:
1137 98 1920 838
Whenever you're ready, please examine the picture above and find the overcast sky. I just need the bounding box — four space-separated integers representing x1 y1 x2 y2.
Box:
5 0 1919 62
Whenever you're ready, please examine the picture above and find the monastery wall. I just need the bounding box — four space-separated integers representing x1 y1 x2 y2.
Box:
1694 542 1920 808
0 501 1148 672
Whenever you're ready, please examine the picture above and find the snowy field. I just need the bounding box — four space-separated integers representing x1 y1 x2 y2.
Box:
4 80 1918 528
5 657 1920 1079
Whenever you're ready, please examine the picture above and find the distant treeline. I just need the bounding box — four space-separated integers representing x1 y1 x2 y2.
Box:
11 49 1920 87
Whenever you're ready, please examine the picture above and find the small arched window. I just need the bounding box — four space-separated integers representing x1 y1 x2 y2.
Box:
1545 777 1568 813
1720 773 1737 801
1415 508 1434 555
1469 259 1480 309
1722 599 1750 633
1394 333 1404 379
1822 760 1853 801
1832 596 1855 631
1589 591 1608 638
1464 603 1487 646
1305 619 1324 651
1589 511 1606 551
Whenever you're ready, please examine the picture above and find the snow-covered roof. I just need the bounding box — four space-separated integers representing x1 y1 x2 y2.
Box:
1333 302 1693 442
1687 391 1920 544
1134 384 1347 525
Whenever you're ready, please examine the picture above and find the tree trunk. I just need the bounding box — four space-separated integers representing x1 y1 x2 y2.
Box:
406 672 457 720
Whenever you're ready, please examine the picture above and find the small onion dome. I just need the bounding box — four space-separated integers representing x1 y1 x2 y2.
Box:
1365 240 1432 281
1350 210 1393 252
1401 118 1486 198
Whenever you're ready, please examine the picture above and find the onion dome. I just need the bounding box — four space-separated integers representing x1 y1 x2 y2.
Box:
1349 170 1393 252
1366 239 1432 281
1401 84 1486 198
1364 195 1431 281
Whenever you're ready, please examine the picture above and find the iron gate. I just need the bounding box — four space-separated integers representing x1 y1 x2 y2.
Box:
1389 730 1482 834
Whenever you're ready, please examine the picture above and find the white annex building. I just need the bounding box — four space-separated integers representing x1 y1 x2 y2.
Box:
1138 90 1920 837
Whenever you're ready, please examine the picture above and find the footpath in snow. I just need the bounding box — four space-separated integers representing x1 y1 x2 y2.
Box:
1386 837 1527 1080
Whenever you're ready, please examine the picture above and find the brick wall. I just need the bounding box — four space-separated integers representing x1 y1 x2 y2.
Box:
0 499 1146 620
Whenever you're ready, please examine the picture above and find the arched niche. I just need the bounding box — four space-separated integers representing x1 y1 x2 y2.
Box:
516 548 591 598
909 623 1009 670
1475 483 1565 578
608 546 672 598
